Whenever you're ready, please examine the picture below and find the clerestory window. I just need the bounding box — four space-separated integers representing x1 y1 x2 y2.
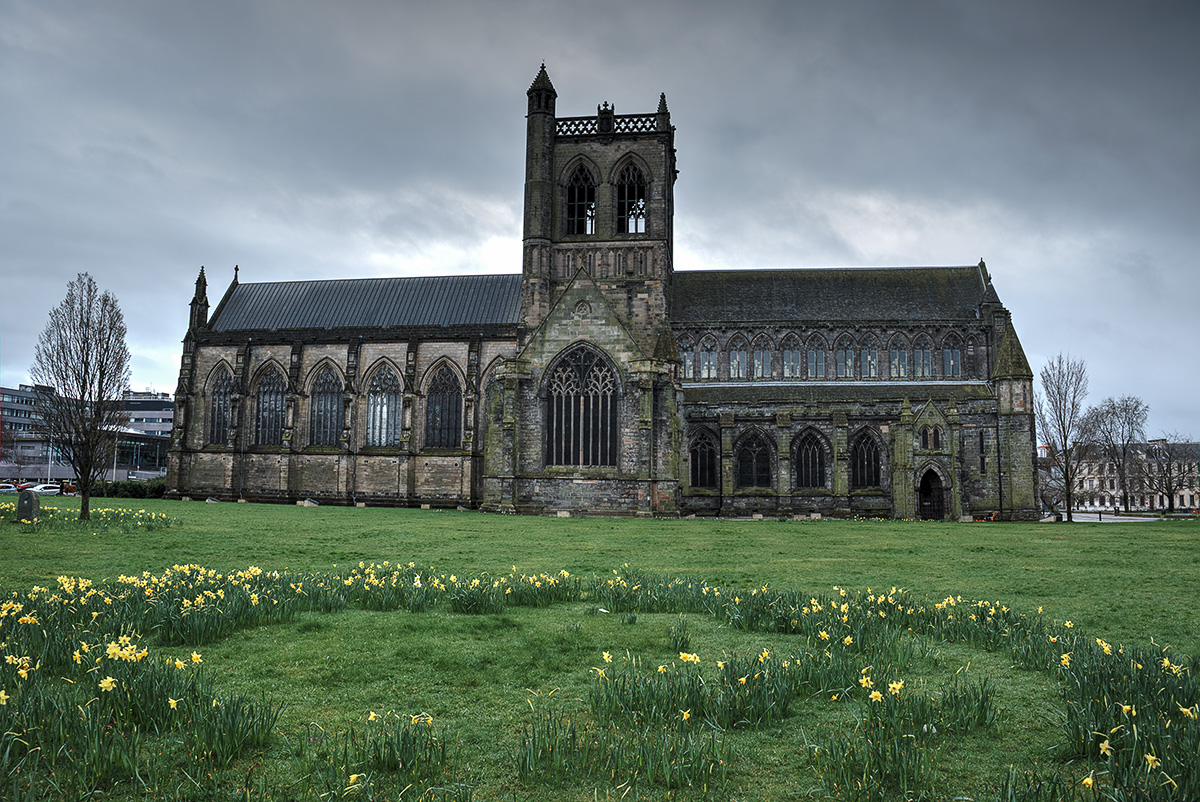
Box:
836 337 854 378
546 347 618 467
729 338 748 380
889 342 908 379
807 340 825 379
698 338 718 380
751 338 771 379
782 336 802 378
914 338 932 378
860 338 879 379
943 337 962 378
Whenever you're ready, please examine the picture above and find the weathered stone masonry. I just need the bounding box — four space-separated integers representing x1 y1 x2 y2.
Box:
167 67 1039 520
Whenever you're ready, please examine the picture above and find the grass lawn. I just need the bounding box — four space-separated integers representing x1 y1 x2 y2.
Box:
1 497 1198 800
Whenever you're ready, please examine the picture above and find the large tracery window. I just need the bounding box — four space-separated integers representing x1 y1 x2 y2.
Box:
208 368 234 446
254 369 286 446
794 431 827 489
309 366 343 447
735 430 773 489
425 366 463 450
615 163 647 234
366 367 403 447
547 347 618 467
782 336 802 378
566 165 596 235
689 430 719 489
850 433 882 489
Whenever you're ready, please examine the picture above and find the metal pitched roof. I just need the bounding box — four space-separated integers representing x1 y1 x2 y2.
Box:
209 274 523 333
671 266 991 324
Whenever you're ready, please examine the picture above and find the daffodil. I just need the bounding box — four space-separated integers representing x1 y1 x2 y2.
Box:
843 636 853 645
368 711 379 721
191 651 202 664
1145 753 1160 769
602 651 612 663
869 690 883 702
1082 774 1094 789
818 630 829 640
888 680 904 695
681 709 691 721
1060 653 1071 667
99 676 117 692
169 698 179 710
0 690 8 705
859 676 874 688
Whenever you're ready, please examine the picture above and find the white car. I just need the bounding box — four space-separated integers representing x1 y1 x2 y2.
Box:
0 483 16 493
29 484 61 495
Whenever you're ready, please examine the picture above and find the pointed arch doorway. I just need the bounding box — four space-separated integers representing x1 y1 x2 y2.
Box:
918 469 946 520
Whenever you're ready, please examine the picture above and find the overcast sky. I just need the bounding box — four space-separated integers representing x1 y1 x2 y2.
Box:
3 0 1197 437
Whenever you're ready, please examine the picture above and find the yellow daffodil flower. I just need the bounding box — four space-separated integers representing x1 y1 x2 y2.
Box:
99 676 117 692
169 698 178 710
1145 753 1160 769
191 651 202 664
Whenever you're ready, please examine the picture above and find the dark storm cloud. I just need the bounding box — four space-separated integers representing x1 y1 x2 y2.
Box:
2 0 1197 433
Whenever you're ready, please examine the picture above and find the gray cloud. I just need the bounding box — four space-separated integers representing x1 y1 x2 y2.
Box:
3 0 1197 433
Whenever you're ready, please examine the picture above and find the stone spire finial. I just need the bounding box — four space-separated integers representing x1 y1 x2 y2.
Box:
658 93 669 114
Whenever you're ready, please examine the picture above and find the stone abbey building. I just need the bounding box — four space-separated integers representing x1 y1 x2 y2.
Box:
167 67 1039 520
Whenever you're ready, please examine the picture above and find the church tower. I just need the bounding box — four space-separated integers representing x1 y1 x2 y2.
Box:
520 65 677 354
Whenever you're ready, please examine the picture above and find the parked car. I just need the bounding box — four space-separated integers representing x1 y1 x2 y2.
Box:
29 484 61 495
0 483 17 493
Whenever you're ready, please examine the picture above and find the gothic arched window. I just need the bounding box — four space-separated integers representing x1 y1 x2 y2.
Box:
689 430 719 489
943 336 962 378
615 163 647 234
678 337 694 380
729 337 747 380
836 337 854 378
860 338 879 379
698 338 718 380
735 430 773 489
254 368 286 446
425 366 463 450
566 165 596 236
782 335 802 378
366 367 403 447
914 337 933 378
920 426 943 451
889 339 908 379
208 367 233 446
807 338 826 379
309 366 342 447
546 347 618 466
850 433 881 489
794 431 826 489
751 337 771 379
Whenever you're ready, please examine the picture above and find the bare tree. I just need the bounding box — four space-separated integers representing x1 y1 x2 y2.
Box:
1035 353 1091 521
30 273 131 520
1138 433 1199 515
1088 395 1149 513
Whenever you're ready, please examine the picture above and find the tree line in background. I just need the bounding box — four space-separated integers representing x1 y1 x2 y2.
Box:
1036 353 1197 521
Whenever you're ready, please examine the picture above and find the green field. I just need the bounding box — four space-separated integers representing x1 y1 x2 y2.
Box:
1 497 1197 800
